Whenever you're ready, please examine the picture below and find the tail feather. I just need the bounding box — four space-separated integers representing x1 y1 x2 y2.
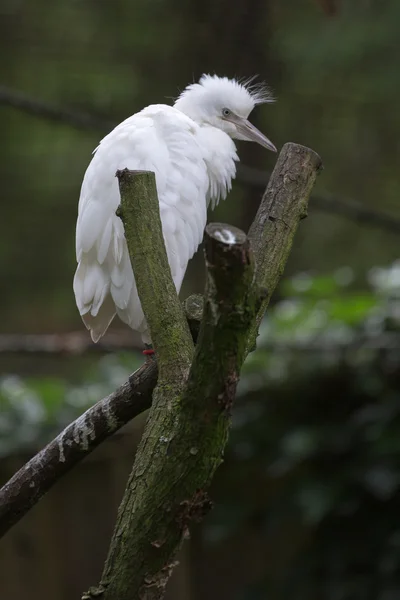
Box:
74 255 116 342
81 293 116 343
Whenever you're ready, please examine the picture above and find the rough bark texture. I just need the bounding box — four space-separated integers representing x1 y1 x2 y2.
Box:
247 142 323 350
83 147 321 600
93 223 257 600
84 170 197 600
116 168 194 373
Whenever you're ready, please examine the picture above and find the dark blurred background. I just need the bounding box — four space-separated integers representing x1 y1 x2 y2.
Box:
1 0 400 599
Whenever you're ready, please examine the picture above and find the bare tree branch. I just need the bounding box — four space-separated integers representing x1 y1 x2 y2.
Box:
81 144 321 600
0 143 320 553
0 360 156 538
247 143 322 349
0 295 204 355
88 170 196 600
0 298 202 539
1 85 399 235
115 169 194 369
0 331 141 354
311 192 400 235
1 330 399 355
0 85 113 132
95 222 257 600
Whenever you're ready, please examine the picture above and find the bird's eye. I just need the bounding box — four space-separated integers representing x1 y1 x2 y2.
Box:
222 108 231 117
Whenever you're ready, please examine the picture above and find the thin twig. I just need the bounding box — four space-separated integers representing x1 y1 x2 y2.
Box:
1 331 399 354
312 193 400 235
0 331 141 354
237 164 400 235
0 295 205 355
0 85 113 132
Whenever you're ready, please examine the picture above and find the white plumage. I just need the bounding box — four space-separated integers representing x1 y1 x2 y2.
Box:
73 74 276 344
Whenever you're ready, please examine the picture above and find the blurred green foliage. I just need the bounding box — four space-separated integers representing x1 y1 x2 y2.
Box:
1 0 400 597
2 263 400 597
0 352 140 457
208 262 400 600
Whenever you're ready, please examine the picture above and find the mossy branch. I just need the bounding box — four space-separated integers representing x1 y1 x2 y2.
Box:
248 142 323 349
94 223 257 600
84 145 321 600
90 170 200 600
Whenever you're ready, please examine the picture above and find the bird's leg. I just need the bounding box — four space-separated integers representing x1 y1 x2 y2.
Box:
142 343 155 356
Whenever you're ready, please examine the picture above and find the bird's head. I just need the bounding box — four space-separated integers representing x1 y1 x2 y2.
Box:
174 74 277 152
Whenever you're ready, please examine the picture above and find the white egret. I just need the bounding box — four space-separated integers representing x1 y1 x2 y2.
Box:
73 74 276 346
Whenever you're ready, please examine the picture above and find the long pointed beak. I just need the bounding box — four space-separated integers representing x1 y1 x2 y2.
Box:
227 113 277 152
238 118 277 152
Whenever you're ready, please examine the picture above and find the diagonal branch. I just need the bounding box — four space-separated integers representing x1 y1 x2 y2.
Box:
310 192 400 235
238 163 400 236
0 85 113 132
248 142 322 348
0 360 157 538
0 295 203 540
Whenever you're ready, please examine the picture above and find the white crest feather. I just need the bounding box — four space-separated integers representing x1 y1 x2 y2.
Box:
238 75 275 105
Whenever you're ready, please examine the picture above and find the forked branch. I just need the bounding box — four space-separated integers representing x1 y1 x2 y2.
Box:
83 143 322 600
0 143 322 549
95 223 257 600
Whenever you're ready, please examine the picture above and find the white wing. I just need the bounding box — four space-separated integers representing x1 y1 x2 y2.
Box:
73 105 209 343
195 127 238 209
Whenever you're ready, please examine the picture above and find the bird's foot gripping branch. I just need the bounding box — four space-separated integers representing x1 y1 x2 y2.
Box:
0 143 322 600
